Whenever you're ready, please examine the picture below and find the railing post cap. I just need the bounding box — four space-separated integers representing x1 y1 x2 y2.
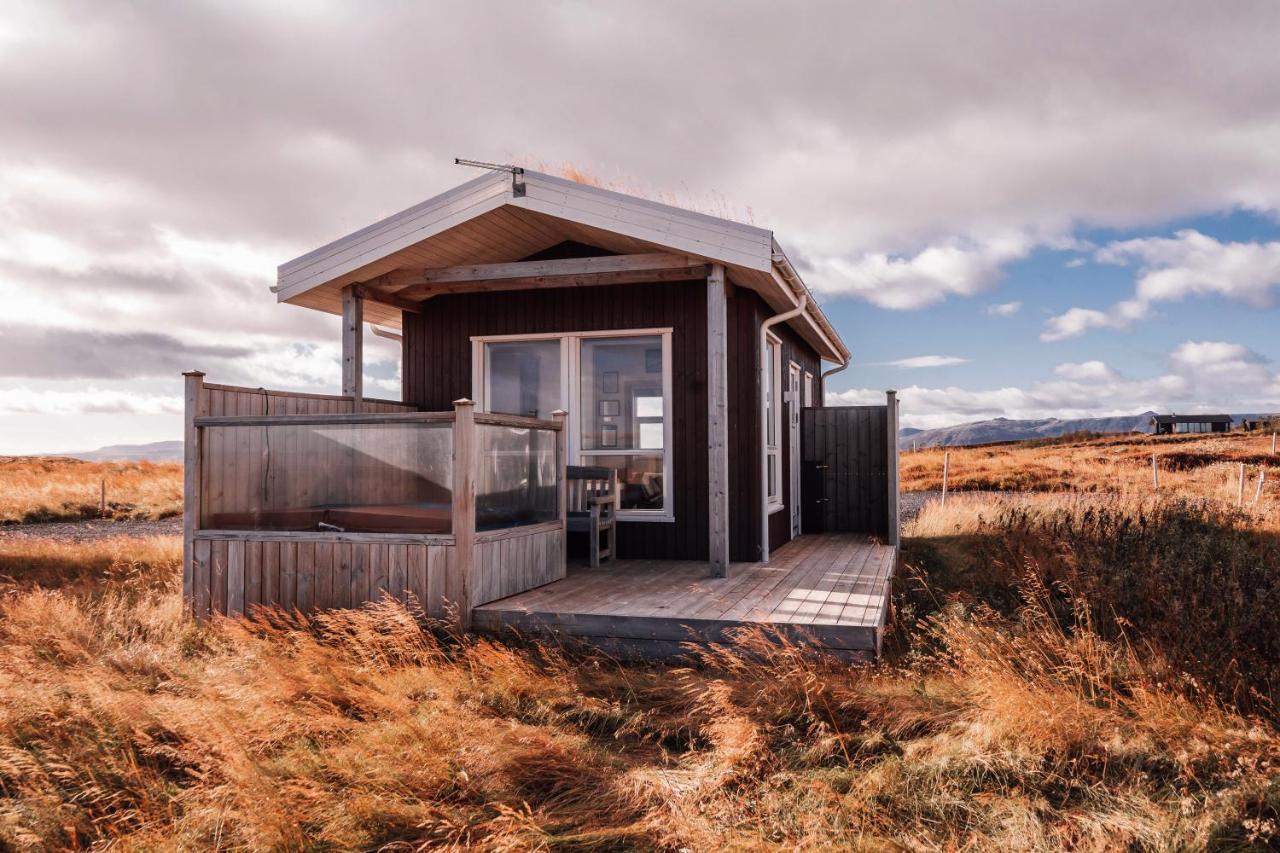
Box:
452 398 475 407
183 370 206 378
550 409 568 417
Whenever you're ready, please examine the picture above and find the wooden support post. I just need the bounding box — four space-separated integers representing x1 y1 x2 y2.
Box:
885 390 900 546
1238 462 1246 507
182 371 206 617
450 399 476 630
552 410 568 529
941 451 950 507
342 285 364 406
1152 453 1159 490
706 264 730 577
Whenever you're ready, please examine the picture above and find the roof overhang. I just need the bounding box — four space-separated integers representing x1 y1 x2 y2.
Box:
275 168 850 363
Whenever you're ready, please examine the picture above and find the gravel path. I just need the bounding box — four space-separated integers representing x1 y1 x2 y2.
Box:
0 518 182 543
900 491 940 524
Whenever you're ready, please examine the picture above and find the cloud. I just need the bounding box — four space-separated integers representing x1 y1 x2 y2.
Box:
1044 230 1280 339
830 340 1279 429
0 386 182 416
0 325 251 379
876 355 968 369
986 301 1022 317
1054 360 1121 382
807 236 1032 309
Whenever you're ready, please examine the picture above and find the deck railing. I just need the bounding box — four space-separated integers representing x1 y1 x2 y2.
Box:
182 373 566 624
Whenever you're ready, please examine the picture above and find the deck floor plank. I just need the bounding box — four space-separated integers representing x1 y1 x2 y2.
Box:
475 533 897 652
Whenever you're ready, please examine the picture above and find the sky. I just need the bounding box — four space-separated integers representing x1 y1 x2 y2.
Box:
2 1 1280 452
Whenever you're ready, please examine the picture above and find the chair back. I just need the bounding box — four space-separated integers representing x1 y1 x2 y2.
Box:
566 465 618 513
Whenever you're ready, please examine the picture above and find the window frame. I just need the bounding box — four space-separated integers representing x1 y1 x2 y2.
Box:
764 332 783 513
472 328 675 522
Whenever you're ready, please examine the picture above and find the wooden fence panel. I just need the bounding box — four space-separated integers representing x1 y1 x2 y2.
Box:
801 406 892 537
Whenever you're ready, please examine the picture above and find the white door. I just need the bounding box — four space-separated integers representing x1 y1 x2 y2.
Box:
789 362 802 537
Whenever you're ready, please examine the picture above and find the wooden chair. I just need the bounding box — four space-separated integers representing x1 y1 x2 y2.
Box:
566 465 618 567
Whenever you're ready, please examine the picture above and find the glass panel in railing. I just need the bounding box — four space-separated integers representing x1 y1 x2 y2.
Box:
199 421 453 533
475 424 559 531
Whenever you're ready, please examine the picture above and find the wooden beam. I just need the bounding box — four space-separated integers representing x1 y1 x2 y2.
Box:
393 264 710 300
885 390 900 546
450 399 477 630
706 265 730 577
405 252 700 286
354 284 423 314
182 371 206 617
342 286 363 403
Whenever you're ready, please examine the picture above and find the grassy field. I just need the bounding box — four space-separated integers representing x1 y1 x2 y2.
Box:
0 436 1278 849
0 456 183 524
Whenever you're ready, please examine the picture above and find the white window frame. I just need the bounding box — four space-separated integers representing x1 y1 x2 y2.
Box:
804 371 815 408
472 328 675 522
764 332 783 513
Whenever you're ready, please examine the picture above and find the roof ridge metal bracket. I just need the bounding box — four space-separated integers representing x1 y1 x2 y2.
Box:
454 157 524 196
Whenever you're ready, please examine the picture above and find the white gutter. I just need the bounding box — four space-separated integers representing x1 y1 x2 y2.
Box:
759 294 808 562
819 360 850 404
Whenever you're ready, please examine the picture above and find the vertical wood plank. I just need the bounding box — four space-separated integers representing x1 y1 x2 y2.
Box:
193 538 211 619
451 400 476 628
245 540 262 612
350 544 368 607
211 539 229 616
389 544 408 603
227 540 245 617
706 264 730 576
313 543 333 612
182 371 205 616
279 542 297 612
427 545 446 618
296 542 315 613
262 540 280 607
335 543 353 609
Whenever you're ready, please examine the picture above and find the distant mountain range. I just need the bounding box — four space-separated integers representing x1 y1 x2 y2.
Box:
50 440 184 462
901 412 1274 448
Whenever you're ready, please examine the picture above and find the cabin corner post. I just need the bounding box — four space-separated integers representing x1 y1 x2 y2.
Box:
706 264 730 577
450 399 477 630
182 371 206 616
551 410 568 528
342 285 364 405
885 390 900 546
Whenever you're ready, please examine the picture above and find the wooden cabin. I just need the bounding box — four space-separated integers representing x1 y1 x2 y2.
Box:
183 165 900 657
1151 414 1232 435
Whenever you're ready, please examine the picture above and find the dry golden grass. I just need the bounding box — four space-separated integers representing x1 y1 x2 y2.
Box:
0 456 183 524
902 431 1280 521
1 436 1279 848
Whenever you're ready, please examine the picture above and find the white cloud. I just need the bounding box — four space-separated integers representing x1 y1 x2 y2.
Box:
1044 231 1280 339
807 235 1032 310
830 340 1280 429
877 355 968 369
1054 360 1121 382
986 301 1022 317
0 386 181 416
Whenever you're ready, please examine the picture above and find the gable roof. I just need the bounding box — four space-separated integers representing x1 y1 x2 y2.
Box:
275 168 849 363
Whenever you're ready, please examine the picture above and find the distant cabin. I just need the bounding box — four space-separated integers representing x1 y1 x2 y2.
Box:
1151 414 1232 435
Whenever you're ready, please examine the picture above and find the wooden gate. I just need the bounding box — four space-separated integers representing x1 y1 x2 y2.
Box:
801 398 899 543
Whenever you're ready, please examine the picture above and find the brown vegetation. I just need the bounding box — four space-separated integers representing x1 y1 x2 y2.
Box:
902 431 1280 518
0 457 182 524
0 436 1278 848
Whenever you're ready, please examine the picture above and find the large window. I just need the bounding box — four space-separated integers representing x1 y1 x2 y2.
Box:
764 334 782 512
474 329 673 520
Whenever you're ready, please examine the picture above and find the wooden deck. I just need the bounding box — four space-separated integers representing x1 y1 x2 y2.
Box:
473 533 897 658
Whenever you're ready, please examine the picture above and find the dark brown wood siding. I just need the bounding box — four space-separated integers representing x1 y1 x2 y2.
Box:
402 280 824 563
402 281 709 561
725 287 824 561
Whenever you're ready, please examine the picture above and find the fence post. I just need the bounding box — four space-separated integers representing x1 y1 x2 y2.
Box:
1151 453 1159 490
1252 469 1266 507
182 370 206 617
99 479 107 518
1238 462 1246 508
1272 432 1277 455
885 390 900 546
450 399 476 631
941 450 950 507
